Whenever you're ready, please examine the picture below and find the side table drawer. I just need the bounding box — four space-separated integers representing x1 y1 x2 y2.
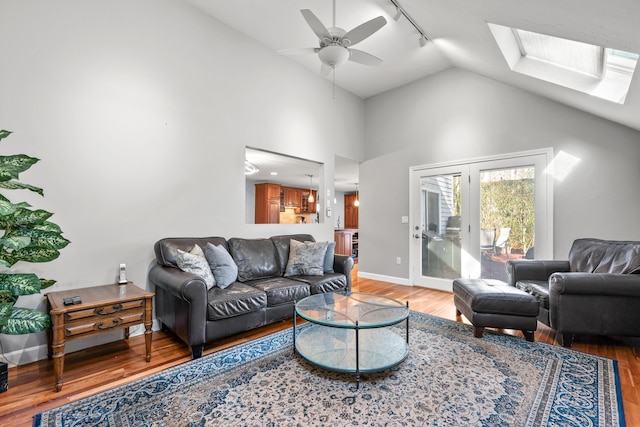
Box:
65 309 145 338
65 299 144 322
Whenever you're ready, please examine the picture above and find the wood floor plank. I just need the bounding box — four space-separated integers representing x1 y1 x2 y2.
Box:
1 268 638 426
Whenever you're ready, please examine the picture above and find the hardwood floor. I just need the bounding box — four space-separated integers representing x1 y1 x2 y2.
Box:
2 270 639 426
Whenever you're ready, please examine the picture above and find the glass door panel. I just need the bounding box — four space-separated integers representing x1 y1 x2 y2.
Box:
411 165 469 291
479 166 535 280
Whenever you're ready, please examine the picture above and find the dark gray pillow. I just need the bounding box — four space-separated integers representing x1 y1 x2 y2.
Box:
204 243 238 289
323 241 336 273
285 240 328 276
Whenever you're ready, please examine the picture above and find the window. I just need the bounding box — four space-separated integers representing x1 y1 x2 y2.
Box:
489 23 639 104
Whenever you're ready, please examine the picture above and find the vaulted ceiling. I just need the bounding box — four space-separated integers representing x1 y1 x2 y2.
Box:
184 0 640 132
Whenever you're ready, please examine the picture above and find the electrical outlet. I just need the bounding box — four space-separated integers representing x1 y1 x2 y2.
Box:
396 257 401 265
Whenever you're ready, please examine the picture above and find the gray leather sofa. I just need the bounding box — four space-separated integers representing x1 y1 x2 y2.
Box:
149 234 353 358
506 238 640 346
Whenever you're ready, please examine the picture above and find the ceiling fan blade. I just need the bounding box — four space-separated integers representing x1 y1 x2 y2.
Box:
277 47 318 56
300 9 331 41
343 16 387 47
348 49 383 66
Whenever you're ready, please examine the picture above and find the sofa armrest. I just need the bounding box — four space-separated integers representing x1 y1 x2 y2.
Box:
506 260 570 286
149 264 208 302
550 272 640 297
333 255 354 292
148 264 208 349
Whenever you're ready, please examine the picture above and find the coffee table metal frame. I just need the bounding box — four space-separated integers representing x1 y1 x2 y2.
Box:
293 291 409 388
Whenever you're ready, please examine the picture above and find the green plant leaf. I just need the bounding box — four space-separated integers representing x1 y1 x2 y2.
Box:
0 199 18 216
0 130 11 140
0 302 12 326
3 208 52 227
0 154 40 182
32 221 63 234
0 235 31 251
0 180 44 196
1 247 61 266
0 290 17 305
9 226 69 250
0 273 41 296
0 307 51 334
40 279 56 290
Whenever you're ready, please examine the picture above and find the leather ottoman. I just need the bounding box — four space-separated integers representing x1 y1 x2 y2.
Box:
453 278 539 342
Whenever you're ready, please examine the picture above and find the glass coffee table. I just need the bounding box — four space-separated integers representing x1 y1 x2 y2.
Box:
294 292 409 387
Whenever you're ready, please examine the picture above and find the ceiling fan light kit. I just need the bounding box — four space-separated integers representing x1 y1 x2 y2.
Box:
279 0 387 75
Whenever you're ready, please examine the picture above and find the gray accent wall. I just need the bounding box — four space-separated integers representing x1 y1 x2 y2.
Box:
361 68 640 282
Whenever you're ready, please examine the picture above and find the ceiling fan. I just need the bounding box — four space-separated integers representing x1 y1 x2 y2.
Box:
279 0 387 76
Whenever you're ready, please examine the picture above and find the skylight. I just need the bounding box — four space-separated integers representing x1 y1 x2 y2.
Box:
489 23 639 104
514 29 604 77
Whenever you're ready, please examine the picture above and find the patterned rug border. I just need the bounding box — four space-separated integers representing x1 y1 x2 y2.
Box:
33 311 626 427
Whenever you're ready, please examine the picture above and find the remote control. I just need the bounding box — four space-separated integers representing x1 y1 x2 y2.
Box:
63 296 82 305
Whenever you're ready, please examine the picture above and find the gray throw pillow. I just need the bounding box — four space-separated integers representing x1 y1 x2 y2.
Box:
323 241 336 273
176 244 215 290
204 242 238 289
285 239 328 276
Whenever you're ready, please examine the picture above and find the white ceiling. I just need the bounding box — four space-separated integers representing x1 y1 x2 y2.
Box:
184 0 640 132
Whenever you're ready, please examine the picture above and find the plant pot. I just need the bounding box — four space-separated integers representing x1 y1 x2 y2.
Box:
0 361 7 393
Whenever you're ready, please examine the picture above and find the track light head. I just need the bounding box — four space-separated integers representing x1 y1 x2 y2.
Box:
419 35 428 48
393 7 402 21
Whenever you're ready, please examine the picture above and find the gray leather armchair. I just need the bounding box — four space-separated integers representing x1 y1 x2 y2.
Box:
507 238 640 346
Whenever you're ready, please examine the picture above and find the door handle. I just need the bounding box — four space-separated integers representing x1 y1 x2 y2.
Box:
414 233 421 239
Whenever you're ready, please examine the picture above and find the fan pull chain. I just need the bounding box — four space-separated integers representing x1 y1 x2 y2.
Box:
332 68 336 99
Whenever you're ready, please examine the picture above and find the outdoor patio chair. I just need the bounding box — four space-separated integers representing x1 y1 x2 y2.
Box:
495 227 511 255
480 228 496 253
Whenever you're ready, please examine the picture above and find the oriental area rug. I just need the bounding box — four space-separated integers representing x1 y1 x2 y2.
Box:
33 311 625 427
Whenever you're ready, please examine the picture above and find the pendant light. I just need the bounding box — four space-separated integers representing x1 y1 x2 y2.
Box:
354 183 360 207
308 175 315 203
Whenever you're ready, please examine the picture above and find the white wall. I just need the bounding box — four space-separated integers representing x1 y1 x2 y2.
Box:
361 68 640 281
0 0 365 362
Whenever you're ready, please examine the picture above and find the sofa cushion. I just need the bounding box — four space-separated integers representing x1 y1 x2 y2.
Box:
206 282 267 320
247 277 310 306
175 244 215 290
284 240 328 276
291 273 346 294
515 280 550 309
204 243 238 289
228 238 280 282
569 238 640 274
155 237 227 268
270 234 316 272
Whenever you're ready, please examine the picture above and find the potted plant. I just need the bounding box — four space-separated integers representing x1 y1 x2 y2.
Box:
0 129 69 337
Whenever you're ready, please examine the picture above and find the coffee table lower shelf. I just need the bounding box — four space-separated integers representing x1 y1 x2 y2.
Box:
294 324 408 387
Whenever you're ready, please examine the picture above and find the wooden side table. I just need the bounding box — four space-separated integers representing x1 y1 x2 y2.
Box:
46 282 154 392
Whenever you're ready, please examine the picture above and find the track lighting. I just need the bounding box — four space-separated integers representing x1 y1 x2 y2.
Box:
393 7 402 22
389 0 430 47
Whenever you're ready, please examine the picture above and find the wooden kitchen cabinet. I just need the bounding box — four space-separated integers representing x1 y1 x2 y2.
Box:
255 183 281 224
301 190 317 213
335 229 358 257
283 187 302 208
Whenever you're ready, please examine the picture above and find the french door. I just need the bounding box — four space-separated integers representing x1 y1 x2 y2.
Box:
409 150 553 291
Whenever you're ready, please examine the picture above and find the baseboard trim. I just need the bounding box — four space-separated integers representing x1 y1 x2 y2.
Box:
357 271 411 286
1 319 161 368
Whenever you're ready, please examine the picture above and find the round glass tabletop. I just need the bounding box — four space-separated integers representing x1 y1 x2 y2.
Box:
295 291 409 329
